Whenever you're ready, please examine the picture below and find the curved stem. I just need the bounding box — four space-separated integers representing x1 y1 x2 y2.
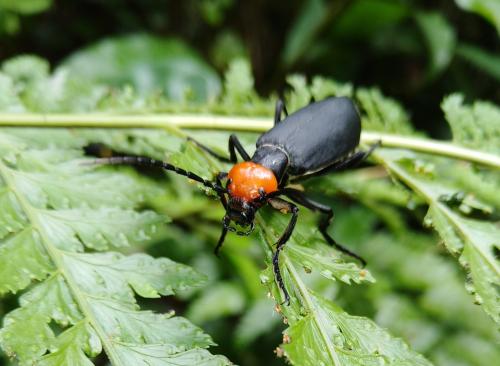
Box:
0 113 499 169
361 132 500 170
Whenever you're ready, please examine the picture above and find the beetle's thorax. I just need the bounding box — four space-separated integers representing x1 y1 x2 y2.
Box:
227 161 278 202
251 145 289 182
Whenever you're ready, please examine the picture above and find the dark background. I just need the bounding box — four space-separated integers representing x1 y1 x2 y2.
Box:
1 0 499 137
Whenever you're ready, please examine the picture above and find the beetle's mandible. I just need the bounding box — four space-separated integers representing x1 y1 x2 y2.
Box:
93 97 379 305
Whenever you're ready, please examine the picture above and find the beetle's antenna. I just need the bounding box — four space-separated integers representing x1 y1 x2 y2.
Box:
87 156 227 193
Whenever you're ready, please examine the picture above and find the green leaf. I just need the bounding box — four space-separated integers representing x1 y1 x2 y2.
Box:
334 0 409 40
61 34 222 102
186 282 246 324
0 129 230 365
374 149 500 325
442 93 500 154
431 332 500 366
356 87 414 134
375 295 442 353
457 43 500 81
218 59 273 115
38 208 166 251
111 343 230 366
285 74 354 113
210 31 248 69
455 0 500 34
222 58 256 105
254 210 430 366
416 12 457 77
38 322 99 366
1 55 49 85
0 73 25 112
234 298 280 347
257 214 430 365
0 11 20 35
0 188 27 240
0 229 52 295
1 55 107 113
283 291 432 366
360 230 497 350
198 0 233 26
0 0 52 15
281 0 330 67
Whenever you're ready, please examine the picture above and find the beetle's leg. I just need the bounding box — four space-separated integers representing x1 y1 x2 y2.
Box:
214 226 228 257
216 172 228 209
268 198 299 305
187 137 233 163
330 141 379 171
212 172 230 256
228 134 251 161
290 142 380 183
274 99 288 125
187 134 251 162
89 156 225 193
278 174 290 189
279 188 366 266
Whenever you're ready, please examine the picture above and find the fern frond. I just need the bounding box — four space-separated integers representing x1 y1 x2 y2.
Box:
356 87 414 134
0 130 231 365
257 213 432 366
442 93 500 154
1 55 498 365
342 87 500 325
374 149 500 325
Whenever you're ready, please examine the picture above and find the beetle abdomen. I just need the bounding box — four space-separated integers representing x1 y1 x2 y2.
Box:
255 97 361 176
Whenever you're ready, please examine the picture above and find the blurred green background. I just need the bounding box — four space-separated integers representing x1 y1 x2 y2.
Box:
1 0 499 135
0 1 499 366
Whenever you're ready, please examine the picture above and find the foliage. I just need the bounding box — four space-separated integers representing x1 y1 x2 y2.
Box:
0 0 52 35
60 34 221 102
0 48 499 366
455 0 500 34
0 127 230 365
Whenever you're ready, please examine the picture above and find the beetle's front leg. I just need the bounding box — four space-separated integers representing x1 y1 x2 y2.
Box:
215 172 228 209
268 197 299 305
228 134 251 162
213 171 229 257
187 134 251 163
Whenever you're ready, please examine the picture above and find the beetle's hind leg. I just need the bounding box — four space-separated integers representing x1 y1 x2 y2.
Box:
274 99 289 125
280 188 366 266
331 141 380 172
268 197 299 305
290 142 380 183
188 134 251 162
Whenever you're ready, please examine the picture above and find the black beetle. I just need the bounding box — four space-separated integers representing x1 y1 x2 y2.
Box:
94 97 378 304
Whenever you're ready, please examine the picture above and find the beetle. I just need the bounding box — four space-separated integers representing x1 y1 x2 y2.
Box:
93 96 378 304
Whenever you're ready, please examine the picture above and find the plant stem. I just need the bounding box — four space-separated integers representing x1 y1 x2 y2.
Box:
0 113 499 169
361 132 500 170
